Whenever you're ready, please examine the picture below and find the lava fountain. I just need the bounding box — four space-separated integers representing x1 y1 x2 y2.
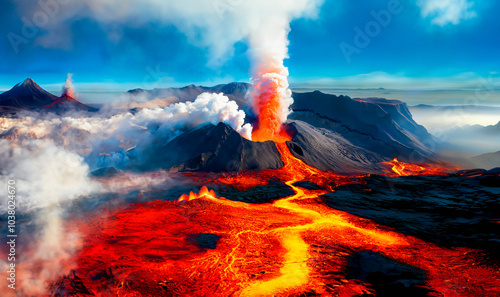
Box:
247 65 293 143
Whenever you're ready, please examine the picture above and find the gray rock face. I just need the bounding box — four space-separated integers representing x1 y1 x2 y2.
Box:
136 122 283 172
284 120 385 174
290 91 439 164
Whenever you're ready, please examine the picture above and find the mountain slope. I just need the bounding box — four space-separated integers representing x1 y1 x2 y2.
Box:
290 91 438 164
472 151 500 169
0 78 96 114
127 82 251 108
0 78 59 113
285 120 385 173
131 122 283 172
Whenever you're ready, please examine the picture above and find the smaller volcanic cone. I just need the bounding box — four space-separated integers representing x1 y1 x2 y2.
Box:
61 73 76 99
43 74 96 112
45 74 77 108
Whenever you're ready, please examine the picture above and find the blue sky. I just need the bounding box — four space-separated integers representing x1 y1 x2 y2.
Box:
0 0 499 92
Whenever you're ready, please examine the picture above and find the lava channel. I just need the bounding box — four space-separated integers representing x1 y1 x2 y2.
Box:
51 140 500 296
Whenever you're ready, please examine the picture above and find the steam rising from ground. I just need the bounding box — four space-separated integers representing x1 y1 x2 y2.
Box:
0 140 100 295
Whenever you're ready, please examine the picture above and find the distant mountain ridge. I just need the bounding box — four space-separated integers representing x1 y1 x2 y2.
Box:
290 91 439 164
0 79 448 173
0 78 96 114
472 151 500 170
127 82 251 108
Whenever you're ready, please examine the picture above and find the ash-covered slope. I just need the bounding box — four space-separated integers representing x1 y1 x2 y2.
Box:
290 91 438 164
0 78 96 114
321 171 500 261
133 122 283 172
127 82 250 108
284 120 385 174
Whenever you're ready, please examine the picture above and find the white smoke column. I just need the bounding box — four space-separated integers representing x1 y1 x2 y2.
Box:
62 73 75 98
0 139 101 295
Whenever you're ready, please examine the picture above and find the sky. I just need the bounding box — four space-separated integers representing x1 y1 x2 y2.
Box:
0 0 499 96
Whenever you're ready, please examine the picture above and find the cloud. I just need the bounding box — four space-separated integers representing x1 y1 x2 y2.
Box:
15 0 323 67
417 0 477 26
0 91 252 170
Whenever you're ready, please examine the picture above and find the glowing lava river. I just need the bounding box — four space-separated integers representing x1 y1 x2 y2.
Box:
52 140 500 296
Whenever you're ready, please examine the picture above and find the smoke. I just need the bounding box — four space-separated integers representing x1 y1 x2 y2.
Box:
1 92 252 169
62 73 75 98
16 0 323 65
0 139 101 295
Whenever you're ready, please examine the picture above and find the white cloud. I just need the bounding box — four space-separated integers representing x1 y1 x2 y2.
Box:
16 0 323 67
417 0 477 26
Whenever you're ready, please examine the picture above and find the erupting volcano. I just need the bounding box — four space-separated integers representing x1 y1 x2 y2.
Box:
2 1 500 296
45 74 79 109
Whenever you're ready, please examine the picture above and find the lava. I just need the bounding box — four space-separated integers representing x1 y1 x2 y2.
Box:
44 74 78 108
247 66 293 142
382 157 451 177
51 134 499 296
177 186 218 203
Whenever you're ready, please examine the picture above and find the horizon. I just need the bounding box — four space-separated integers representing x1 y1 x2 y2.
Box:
2 77 500 108
1 0 499 104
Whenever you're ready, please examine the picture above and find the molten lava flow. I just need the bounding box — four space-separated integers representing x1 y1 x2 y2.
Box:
62 139 500 296
382 158 451 177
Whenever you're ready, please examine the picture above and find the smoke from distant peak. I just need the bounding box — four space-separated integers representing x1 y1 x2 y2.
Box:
62 73 75 98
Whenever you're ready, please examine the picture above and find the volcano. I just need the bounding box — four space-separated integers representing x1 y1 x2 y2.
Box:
0 78 96 114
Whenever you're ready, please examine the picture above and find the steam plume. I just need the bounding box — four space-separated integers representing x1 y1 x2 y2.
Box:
62 73 75 98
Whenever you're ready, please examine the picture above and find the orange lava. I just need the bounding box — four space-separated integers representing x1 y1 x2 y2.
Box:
177 186 218 203
381 158 451 177
56 137 499 296
249 76 291 142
